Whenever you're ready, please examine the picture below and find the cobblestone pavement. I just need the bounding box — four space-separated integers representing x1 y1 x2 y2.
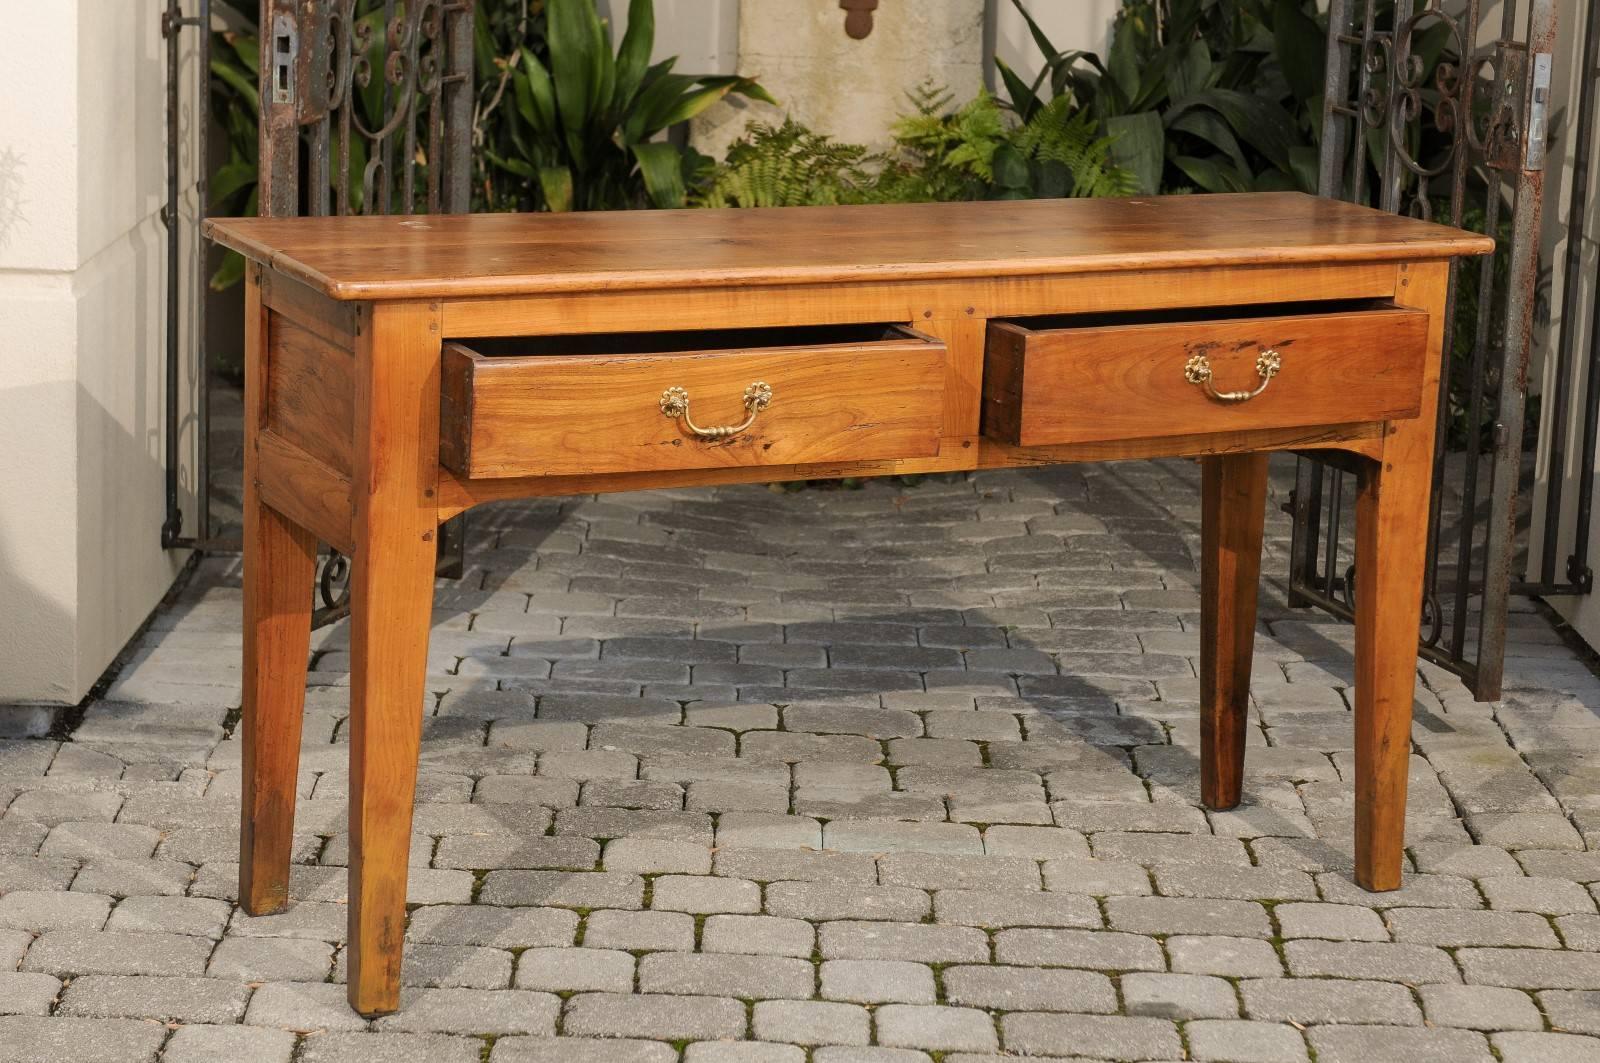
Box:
6 457 1600 1062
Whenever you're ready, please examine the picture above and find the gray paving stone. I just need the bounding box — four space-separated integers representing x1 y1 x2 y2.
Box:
106 896 230 938
1419 984 1544 1031
299 1032 483 1063
515 947 634 992
765 882 929 922
0 890 111 932
753 999 870 1046
1492 1031 1600 1063
932 888 1099 929
1482 874 1598 915
1122 971 1239 1019
714 847 877 884
0 1016 166 1063
0 973 60 1017
207 936 335 981
1274 901 1388 941
373 987 560 1034
1306 1025 1492 1063
651 874 762 913
479 870 644 909
943 964 1116 1012
1283 939 1460 983
160 1025 297 1063
993 927 1164 971
1186 1020 1309 1063
684 1044 805 1063
1242 978 1423 1025
822 820 982 855
1000 1013 1181 1060
819 959 937 1004
1167 935 1285 977
408 904 577 948
818 920 989 963
564 991 746 1040
1388 907 1560 947
812 1051 931 1063
875 1004 998 1053
637 952 815 999
1459 947 1600 988
878 852 1040 891
1106 896 1272 937
491 1037 676 1063
244 981 370 1031
22 929 212 977
57 974 248 1023
703 915 815 958
578 909 694 952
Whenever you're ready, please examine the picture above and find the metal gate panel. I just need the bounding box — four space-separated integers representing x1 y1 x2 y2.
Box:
1293 0 1558 700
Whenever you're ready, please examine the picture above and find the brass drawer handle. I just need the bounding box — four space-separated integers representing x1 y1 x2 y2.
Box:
660 381 774 439
1184 349 1282 403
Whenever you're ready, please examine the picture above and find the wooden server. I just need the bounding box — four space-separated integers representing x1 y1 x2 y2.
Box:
206 193 1493 1016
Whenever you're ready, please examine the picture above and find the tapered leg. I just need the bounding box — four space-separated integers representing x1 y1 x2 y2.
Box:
240 497 317 912
1353 259 1449 891
346 301 443 1017
240 266 318 915
1352 453 1430 890
1199 452 1269 810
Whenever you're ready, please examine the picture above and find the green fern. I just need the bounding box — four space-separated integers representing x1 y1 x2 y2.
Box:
694 119 872 208
1012 97 1139 198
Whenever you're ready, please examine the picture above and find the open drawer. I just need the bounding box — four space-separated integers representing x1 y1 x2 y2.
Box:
441 323 947 478
982 299 1430 447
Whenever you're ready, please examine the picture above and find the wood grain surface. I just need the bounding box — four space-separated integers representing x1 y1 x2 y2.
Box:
205 192 1493 301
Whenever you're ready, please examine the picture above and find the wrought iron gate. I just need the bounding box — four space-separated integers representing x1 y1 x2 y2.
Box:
164 1 478 621
1292 0 1600 700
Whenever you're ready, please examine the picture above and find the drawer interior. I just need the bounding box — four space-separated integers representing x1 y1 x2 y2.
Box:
458 322 922 359
1000 297 1398 333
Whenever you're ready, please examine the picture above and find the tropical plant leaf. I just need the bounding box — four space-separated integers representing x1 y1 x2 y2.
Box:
1106 111 1164 194
612 0 655 113
538 165 574 211
633 141 686 208
1272 0 1325 105
1173 154 1252 193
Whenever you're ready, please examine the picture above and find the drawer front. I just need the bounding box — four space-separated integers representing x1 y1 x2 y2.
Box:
442 328 947 478
982 306 1430 447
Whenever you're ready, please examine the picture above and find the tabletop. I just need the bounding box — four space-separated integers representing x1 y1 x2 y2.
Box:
204 191 1493 301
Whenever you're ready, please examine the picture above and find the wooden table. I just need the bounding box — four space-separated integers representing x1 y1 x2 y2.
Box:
206 192 1492 1016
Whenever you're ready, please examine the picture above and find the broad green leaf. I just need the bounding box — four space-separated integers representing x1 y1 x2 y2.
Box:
224 33 259 76
1008 0 1061 65
994 56 1042 122
538 165 574 211
519 48 558 133
210 249 246 291
1170 39 1213 101
1273 0 1325 105
209 158 257 206
210 57 259 113
992 143 1030 190
633 141 686 208
484 148 537 178
1106 111 1164 194
1106 19 1142 106
1287 144 1320 193
1169 88 1298 172
548 0 607 154
1173 154 1251 193
613 0 655 111
1170 108 1248 173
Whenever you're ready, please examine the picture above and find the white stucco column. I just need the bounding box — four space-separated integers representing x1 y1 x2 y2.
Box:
0 0 193 707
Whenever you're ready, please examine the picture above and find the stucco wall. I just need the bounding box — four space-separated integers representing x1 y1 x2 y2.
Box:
0 0 193 705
